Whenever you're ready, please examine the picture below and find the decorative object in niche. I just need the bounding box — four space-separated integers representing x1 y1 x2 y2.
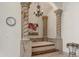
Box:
6 17 16 26
27 23 39 35
28 32 38 35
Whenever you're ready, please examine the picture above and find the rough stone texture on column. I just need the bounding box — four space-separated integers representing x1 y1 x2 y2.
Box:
55 9 63 53
42 16 48 41
20 2 31 57
55 9 62 39
21 2 31 38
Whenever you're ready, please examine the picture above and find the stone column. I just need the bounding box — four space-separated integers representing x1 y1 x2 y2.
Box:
55 9 62 39
55 9 63 53
21 2 31 38
20 2 31 57
42 16 48 41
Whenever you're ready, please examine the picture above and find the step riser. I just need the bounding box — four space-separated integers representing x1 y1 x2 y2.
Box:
32 42 55 48
32 42 58 56
32 44 55 48
32 46 55 52
32 49 59 56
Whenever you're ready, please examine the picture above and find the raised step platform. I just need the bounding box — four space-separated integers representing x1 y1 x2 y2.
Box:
32 48 59 56
32 41 59 56
32 41 55 48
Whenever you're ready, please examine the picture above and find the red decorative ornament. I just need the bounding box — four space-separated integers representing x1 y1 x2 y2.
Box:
28 23 38 31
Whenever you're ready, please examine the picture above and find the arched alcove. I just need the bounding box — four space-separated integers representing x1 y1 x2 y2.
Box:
20 2 63 56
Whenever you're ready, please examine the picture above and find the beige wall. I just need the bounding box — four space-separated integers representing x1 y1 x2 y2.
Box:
62 3 79 54
47 9 56 38
0 2 21 57
29 3 43 38
29 2 56 38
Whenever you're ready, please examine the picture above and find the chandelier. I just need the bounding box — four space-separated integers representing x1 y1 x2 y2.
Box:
34 3 43 17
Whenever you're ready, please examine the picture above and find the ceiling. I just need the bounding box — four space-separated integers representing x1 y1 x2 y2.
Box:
54 2 63 9
29 2 63 15
29 2 54 15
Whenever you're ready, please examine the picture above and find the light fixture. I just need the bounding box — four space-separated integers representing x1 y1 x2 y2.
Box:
34 3 43 17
